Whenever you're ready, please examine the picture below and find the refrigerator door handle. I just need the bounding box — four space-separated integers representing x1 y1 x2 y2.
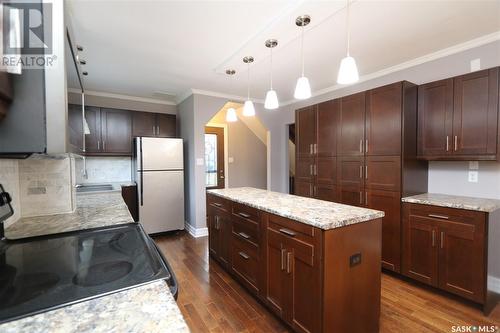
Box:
140 137 144 206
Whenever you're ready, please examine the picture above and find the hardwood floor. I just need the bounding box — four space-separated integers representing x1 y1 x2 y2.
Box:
154 231 500 333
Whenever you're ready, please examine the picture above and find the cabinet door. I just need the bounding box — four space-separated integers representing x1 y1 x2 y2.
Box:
452 68 498 157
315 184 337 202
337 156 364 206
68 104 83 151
295 157 314 183
157 113 177 137
438 217 485 303
288 240 321 333
296 106 317 157
417 79 453 157
101 108 132 154
132 112 156 137
402 213 438 286
218 213 231 268
266 229 288 318
317 99 338 157
316 156 336 186
295 181 313 198
367 190 401 272
339 92 365 156
208 210 220 257
366 156 401 192
84 106 101 153
366 83 402 155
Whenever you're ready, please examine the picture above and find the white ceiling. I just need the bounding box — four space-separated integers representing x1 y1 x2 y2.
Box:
67 0 500 105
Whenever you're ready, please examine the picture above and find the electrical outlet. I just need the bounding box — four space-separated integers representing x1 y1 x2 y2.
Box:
468 171 478 183
228 157 234 163
469 161 479 170
470 58 481 72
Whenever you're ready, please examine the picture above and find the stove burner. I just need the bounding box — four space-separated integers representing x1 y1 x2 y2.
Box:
73 261 133 287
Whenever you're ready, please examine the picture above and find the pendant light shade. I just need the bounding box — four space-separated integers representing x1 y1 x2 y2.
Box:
264 90 279 110
226 107 237 122
243 100 255 117
264 39 279 110
242 56 255 117
337 0 359 85
294 15 311 100
337 56 359 84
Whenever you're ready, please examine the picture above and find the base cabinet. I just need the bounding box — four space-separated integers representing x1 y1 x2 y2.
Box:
207 193 382 333
402 203 486 304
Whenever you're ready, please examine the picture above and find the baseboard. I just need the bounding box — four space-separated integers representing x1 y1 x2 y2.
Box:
184 222 208 238
488 275 500 294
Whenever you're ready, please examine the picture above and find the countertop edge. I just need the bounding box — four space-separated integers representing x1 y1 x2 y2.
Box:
401 196 500 213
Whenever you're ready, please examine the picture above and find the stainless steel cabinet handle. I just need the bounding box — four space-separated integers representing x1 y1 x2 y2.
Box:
440 231 444 249
314 143 317 154
365 165 368 180
359 165 363 179
238 232 250 239
360 191 363 204
239 251 250 260
212 202 223 207
310 165 313 176
359 139 363 153
314 164 317 176
153 125 155 135
286 252 292 274
97 140 100 150
365 139 369 153
454 136 458 151
365 191 368 206
281 247 286 271
103 140 106 151
446 136 449 152
157 126 160 136
310 144 313 155
313 185 317 197
432 230 436 247
428 214 449 220
214 216 219 230
279 228 296 237
238 212 251 219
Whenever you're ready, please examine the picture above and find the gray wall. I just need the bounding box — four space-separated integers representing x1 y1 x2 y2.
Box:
265 40 500 197
178 95 195 228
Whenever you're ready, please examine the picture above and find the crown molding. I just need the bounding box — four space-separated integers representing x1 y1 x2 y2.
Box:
176 88 264 105
70 89 177 106
279 30 500 107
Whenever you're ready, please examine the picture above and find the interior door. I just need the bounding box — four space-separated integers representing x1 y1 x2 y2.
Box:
205 126 225 189
366 83 402 156
101 108 132 154
452 68 499 157
296 106 317 158
157 114 177 137
417 79 453 157
339 92 365 156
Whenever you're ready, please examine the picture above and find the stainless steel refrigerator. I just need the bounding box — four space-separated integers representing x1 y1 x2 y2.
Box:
134 137 184 234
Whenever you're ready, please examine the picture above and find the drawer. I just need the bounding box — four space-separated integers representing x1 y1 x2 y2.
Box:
232 217 260 248
207 194 231 212
232 202 260 224
231 235 259 293
405 203 486 226
267 213 316 251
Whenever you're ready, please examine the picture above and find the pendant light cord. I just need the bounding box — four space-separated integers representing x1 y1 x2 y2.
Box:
270 47 273 90
301 25 305 77
346 0 351 56
247 63 250 100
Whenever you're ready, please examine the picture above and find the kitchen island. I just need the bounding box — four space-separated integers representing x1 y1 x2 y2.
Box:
207 187 385 333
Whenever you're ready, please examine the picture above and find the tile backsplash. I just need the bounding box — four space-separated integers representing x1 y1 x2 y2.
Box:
0 159 21 227
76 156 132 184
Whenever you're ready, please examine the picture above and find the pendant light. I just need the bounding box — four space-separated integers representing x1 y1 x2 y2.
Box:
337 0 359 84
264 39 279 110
225 69 238 122
294 15 311 100
242 56 256 117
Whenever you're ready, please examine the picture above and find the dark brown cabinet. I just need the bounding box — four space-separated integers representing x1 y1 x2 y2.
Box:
84 106 102 153
101 108 132 154
402 203 488 305
68 104 83 151
418 67 499 160
132 112 177 138
207 206 231 268
296 105 317 158
339 92 365 156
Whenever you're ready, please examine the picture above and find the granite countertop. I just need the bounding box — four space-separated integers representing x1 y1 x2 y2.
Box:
402 193 500 213
5 192 135 240
0 280 189 333
208 187 384 230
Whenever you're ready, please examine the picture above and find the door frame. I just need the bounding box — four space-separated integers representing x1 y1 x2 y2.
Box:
205 123 229 188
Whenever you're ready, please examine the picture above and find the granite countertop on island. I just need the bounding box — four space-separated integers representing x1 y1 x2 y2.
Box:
0 280 189 333
207 187 384 230
402 193 500 213
5 191 135 240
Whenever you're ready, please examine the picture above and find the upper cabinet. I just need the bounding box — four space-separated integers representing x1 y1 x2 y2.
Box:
417 67 499 160
296 105 317 157
132 112 177 138
339 92 366 156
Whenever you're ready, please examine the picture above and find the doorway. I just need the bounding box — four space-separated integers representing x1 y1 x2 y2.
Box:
288 124 296 194
205 126 225 189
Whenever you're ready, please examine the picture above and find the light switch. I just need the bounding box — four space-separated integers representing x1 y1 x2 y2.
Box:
469 161 479 170
228 157 234 163
470 58 481 72
196 158 204 166
468 171 478 183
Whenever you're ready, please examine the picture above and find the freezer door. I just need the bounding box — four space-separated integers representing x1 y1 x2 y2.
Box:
138 170 185 234
137 137 183 171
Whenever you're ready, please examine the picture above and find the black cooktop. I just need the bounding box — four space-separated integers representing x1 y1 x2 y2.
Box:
0 223 173 324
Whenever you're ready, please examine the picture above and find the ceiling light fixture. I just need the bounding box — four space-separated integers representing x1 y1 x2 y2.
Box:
225 69 238 122
337 0 359 84
264 39 279 110
242 56 256 117
294 15 311 100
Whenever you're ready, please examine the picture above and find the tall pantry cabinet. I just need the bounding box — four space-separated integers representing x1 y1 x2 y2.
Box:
295 81 428 273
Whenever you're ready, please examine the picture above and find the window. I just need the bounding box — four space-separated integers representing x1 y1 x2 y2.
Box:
205 133 218 187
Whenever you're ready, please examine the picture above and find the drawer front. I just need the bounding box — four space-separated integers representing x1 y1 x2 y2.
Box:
406 203 486 226
232 202 260 224
232 217 260 248
267 214 316 259
231 235 260 293
207 194 231 212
